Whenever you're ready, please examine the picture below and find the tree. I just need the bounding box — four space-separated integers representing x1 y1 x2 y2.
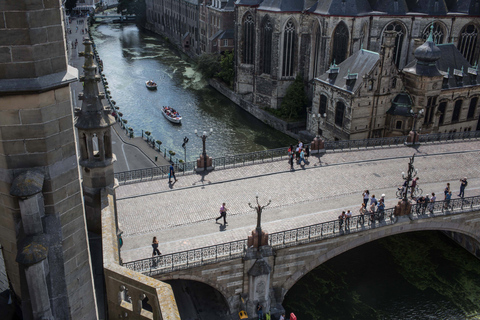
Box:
196 53 220 78
117 0 136 15
216 50 234 87
280 74 308 121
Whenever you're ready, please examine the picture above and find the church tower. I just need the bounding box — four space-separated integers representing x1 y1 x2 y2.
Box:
0 1 98 319
75 39 117 234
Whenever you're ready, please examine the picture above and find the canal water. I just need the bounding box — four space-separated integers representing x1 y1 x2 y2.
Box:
90 24 295 162
91 24 480 319
283 231 480 319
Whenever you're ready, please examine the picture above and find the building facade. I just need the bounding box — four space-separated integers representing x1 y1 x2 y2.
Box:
234 0 480 135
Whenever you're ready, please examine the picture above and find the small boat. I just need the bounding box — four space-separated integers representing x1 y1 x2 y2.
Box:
162 106 182 124
145 80 157 90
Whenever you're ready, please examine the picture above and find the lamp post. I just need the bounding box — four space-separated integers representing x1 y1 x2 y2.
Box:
401 154 418 202
311 113 326 138
409 109 424 144
194 128 213 171
248 193 271 251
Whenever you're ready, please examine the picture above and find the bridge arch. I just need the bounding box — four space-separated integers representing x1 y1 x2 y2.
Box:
155 274 233 312
280 220 480 297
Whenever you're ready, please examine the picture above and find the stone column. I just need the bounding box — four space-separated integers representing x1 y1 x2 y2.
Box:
247 258 271 316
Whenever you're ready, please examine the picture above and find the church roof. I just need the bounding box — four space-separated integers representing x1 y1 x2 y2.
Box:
444 0 480 15
314 0 372 15
386 93 413 117
225 0 236 10
369 0 409 15
258 0 305 12
317 49 379 93
405 0 448 15
436 43 480 87
236 0 264 6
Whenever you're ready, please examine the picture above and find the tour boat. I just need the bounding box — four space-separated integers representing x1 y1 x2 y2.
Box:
161 106 182 124
145 80 157 90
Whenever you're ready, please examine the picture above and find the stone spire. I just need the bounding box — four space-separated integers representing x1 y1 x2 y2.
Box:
75 38 116 234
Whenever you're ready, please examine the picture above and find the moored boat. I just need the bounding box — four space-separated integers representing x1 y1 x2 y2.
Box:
146 80 157 90
162 106 182 124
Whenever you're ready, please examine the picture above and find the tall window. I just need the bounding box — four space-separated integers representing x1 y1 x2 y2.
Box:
335 101 346 127
468 97 478 119
452 100 462 122
385 22 405 68
312 24 321 78
319 94 327 115
360 23 368 50
262 18 273 74
331 22 349 64
424 97 437 124
422 22 445 44
438 101 447 125
458 24 479 65
242 13 254 64
282 20 296 77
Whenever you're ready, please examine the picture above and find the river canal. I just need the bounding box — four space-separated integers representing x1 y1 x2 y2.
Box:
91 24 295 162
91 24 480 319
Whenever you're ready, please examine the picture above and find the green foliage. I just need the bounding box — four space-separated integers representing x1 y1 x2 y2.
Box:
279 74 308 121
216 51 234 87
196 53 220 78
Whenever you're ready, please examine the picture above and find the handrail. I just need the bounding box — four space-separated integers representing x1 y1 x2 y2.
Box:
122 195 480 276
114 130 480 185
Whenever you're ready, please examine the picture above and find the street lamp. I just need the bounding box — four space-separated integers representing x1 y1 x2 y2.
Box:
248 193 271 251
194 128 213 171
311 113 326 138
409 109 424 144
400 154 418 202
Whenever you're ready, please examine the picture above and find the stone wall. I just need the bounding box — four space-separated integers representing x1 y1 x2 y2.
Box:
208 79 303 140
102 189 181 319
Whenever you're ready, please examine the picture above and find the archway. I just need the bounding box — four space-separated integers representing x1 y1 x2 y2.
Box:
163 279 231 319
281 230 480 319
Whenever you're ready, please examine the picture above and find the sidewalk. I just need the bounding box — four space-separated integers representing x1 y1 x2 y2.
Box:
117 140 480 262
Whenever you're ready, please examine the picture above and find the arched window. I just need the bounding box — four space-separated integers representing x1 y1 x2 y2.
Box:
319 94 327 115
422 22 445 44
331 22 349 64
261 18 273 74
360 23 368 50
438 101 447 125
458 24 479 65
242 13 255 64
335 101 345 127
384 22 405 68
467 97 478 119
452 100 462 122
282 20 296 77
312 24 322 78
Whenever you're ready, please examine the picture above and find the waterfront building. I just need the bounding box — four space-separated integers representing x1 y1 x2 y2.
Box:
234 0 480 138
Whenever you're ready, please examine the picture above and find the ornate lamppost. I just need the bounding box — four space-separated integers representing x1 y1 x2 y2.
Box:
194 128 213 171
310 112 327 153
248 193 271 251
394 154 417 219
311 112 326 138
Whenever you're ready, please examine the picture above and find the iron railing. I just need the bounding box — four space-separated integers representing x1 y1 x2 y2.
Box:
114 130 480 185
122 195 480 276
122 239 248 277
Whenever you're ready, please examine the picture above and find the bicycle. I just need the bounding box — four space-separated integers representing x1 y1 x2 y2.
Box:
396 186 423 198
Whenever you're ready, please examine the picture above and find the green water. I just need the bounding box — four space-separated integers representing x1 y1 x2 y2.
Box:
283 232 480 319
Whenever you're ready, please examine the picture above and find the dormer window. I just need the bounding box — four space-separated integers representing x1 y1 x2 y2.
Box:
454 68 464 87
468 66 478 85
327 64 339 83
344 72 358 91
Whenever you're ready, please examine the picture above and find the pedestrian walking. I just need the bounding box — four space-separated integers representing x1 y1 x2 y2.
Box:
299 148 305 165
168 164 177 183
338 211 345 230
458 177 468 198
444 183 450 200
370 194 377 207
445 191 452 209
152 236 161 256
215 202 228 224
363 190 370 206
305 145 310 160
359 203 366 225
288 151 294 170
428 192 436 213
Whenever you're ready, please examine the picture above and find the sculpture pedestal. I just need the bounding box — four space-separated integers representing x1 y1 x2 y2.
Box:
247 229 268 248
310 137 325 154
195 154 214 172
394 199 412 216
405 131 420 145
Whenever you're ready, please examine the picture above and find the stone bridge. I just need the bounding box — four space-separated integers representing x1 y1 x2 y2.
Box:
116 139 480 318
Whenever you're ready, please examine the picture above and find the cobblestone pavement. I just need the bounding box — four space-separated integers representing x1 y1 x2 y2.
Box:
118 141 480 262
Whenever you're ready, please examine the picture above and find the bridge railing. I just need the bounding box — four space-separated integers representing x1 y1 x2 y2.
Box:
122 195 480 276
114 131 480 185
122 239 247 276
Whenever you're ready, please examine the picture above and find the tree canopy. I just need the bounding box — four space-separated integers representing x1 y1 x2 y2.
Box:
216 51 234 88
279 74 308 121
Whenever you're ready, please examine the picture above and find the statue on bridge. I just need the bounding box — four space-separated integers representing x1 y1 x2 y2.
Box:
248 194 271 249
394 154 417 218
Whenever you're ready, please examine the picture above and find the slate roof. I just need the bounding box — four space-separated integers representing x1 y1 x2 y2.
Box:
258 0 305 12
386 93 413 117
225 0 236 10
405 0 448 15
369 0 409 15
317 49 380 93
236 0 264 6
314 0 372 15
220 29 234 39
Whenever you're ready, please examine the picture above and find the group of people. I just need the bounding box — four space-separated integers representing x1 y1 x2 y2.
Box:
287 141 310 169
257 303 296 320
163 106 180 117
338 191 387 230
